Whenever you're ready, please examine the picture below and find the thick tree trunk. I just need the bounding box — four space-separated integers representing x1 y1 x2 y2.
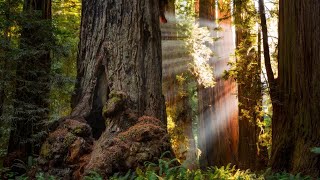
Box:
71 0 165 134
197 0 214 168
271 0 320 177
40 0 169 178
198 0 238 168
7 0 52 158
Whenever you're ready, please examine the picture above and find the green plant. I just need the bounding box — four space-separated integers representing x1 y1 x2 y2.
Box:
264 171 311 180
310 147 320 154
111 170 135 180
84 171 104 180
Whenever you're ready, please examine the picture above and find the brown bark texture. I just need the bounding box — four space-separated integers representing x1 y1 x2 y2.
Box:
38 0 170 178
271 0 320 177
258 0 276 102
198 0 239 168
235 0 268 170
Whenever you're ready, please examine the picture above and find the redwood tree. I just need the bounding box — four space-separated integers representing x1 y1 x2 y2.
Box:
197 0 238 168
234 0 268 170
39 0 169 178
271 0 320 177
71 0 165 133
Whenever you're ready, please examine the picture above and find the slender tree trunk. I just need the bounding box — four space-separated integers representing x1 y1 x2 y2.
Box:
7 0 52 158
271 0 320 177
258 0 276 102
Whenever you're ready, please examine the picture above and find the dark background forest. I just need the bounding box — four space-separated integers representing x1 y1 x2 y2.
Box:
0 0 319 179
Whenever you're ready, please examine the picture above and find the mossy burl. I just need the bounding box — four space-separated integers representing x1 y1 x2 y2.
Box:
103 91 127 118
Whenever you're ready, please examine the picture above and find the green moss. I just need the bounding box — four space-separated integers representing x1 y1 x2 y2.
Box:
63 133 77 147
72 126 83 135
103 96 122 117
40 142 52 158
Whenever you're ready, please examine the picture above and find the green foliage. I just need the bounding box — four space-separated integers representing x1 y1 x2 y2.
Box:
49 0 80 122
84 171 104 180
0 0 81 162
0 0 24 161
224 0 273 158
310 147 320 154
15 172 56 180
107 155 312 180
264 170 311 180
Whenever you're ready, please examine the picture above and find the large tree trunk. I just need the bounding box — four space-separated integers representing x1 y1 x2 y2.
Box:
198 0 238 168
39 0 169 178
7 0 52 159
271 0 320 177
71 0 165 135
235 0 268 170
197 0 215 169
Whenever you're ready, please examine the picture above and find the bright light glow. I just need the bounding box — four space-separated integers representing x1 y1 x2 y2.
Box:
187 23 216 88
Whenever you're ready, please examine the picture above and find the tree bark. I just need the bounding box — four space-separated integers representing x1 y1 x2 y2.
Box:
7 0 52 158
167 0 175 15
197 0 215 168
235 0 268 170
198 0 238 168
271 0 320 177
258 0 276 102
71 0 165 133
40 0 169 178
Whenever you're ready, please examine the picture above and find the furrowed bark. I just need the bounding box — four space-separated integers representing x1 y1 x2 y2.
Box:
271 0 320 177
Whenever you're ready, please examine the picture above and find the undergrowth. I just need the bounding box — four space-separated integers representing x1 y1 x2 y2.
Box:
88 152 312 180
2 152 315 180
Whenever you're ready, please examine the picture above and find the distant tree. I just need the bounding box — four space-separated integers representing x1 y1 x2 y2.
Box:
234 0 268 170
271 0 320 177
197 0 238 168
0 0 22 163
7 0 52 158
